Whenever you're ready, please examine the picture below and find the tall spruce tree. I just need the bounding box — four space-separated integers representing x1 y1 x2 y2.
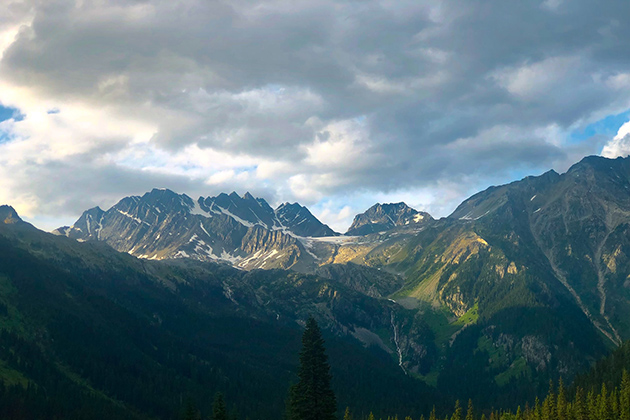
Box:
451 400 462 420
574 387 588 420
557 379 567 420
212 392 227 420
343 407 353 420
429 406 437 420
287 317 337 420
182 398 200 420
466 399 474 420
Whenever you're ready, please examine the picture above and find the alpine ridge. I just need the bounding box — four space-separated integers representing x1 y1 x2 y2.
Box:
48 154 630 408
54 189 341 270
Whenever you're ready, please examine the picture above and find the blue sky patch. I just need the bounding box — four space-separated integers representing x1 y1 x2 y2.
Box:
569 110 630 143
0 105 19 144
0 105 24 123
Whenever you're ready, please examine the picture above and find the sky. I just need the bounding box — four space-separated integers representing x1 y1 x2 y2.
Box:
1 0 630 233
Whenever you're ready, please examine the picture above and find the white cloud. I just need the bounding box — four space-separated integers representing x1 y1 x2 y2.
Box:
601 120 630 158
305 119 371 167
313 203 354 233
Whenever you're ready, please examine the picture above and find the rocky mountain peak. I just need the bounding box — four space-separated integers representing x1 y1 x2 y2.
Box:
275 202 338 237
346 202 432 236
0 205 22 225
54 189 338 267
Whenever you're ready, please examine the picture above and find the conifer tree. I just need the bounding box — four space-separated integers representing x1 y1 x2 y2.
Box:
612 389 620 420
541 399 551 420
598 383 612 420
557 379 567 420
343 407 353 420
542 381 556 420
429 407 437 420
228 404 239 420
286 317 337 420
533 398 541 420
182 398 200 420
524 402 531 420
621 370 630 420
573 387 588 420
212 392 227 420
452 401 462 420
587 390 597 420
466 399 474 420
368 412 375 420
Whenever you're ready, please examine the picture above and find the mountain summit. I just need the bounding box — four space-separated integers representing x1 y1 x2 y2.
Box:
0 205 22 225
276 202 337 237
346 202 432 236
54 189 337 270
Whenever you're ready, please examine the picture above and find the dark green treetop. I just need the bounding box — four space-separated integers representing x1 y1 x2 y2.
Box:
287 316 337 420
213 392 227 420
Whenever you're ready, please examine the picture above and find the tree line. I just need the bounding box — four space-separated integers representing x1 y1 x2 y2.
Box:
350 373 630 420
181 318 630 420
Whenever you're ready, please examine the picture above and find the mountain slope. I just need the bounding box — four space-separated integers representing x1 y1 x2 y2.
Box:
43 154 630 411
330 156 630 405
278 156 630 406
0 209 438 419
448 155 630 344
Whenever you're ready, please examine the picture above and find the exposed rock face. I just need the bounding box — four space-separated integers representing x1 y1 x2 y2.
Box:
241 226 298 254
199 191 279 230
275 202 337 237
0 205 21 225
443 290 468 317
521 335 552 371
238 226 304 270
346 203 433 236
53 189 317 270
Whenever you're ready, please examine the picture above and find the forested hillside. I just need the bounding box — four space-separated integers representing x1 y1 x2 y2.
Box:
357 341 630 420
0 207 436 419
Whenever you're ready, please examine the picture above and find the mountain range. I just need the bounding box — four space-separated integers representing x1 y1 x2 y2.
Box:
53 188 432 271
2 154 630 418
54 189 341 269
54 156 630 371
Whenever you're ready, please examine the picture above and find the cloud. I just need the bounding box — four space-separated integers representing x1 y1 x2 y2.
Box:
1 0 630 231
602 121 630 159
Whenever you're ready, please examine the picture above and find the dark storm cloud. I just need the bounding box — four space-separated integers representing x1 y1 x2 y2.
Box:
1 0 630 228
